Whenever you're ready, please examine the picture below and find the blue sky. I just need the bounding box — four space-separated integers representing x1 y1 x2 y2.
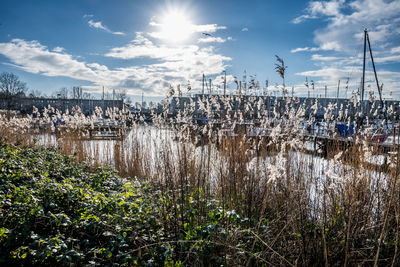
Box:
0 0 400 102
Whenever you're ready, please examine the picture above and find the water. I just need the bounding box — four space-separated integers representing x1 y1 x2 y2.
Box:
35 125 392 195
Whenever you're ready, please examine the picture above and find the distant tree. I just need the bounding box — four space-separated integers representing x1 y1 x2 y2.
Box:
82 92 91 99
0 72 28 116
56 87 69 99
28 89 42 98
72 86 83 99
104 93 112 100
116 89 127 102
0 72 28 97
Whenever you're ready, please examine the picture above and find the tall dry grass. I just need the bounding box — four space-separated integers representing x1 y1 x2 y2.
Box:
0 96 399 265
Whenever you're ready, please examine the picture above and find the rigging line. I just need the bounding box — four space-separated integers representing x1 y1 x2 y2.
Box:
366 58 377 100
346 33 365 92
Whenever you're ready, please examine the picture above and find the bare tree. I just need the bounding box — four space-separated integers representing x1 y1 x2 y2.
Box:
105 92 112 100
56 87 69 99
0 72 28 116
0 72 27 97
28 89 42 98
82 92 91 99
116 89 127 102
72 86 83 99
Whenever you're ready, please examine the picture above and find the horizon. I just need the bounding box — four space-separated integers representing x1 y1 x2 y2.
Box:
1 0 400 103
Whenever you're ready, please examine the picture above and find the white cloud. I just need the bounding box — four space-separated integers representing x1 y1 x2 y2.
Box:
292 14 317 24
293 0 400 52
290 43 340 53
88 19 125 35
291 47 320 53
0 35 232 97
198 36 226 43
52 46 65 53
374 55 400 63
311 54 341 61
88 20 107 31
320 41 341 51
241 27 248 31
291 47 309 53
105 33 198 60
391 46 400 54
0 39 99 81
293 0 345 24
105 33 231 94
194 24 227 33
87 63 109 71
0 39 145 94
108 33 232 95
149 19 226 34
147 22 227 42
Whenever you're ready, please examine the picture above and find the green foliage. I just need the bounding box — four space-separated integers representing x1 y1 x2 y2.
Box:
0 145 154 265
0 145 250 266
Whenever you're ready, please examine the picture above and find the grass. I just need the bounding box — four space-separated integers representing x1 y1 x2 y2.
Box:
0 96 399 266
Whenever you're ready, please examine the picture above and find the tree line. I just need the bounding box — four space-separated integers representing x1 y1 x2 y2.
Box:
0 72 127 101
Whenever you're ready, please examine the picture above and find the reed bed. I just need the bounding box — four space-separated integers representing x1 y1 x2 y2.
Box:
0 96 399 266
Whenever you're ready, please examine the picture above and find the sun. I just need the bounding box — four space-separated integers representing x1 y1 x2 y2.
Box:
159 9 193 43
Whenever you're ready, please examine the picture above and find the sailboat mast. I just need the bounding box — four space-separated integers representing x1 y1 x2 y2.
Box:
202 74 205 95
361 28 367 101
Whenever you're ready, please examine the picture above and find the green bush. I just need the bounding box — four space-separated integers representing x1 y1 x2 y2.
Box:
0 145 249 266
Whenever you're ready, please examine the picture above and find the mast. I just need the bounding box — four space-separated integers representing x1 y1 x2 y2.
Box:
361 28 367 102
102 86 105 112
202 74 205 95
337 80 340 99
223 70 226 96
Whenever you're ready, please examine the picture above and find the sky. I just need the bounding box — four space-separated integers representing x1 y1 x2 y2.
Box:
0 0 400 103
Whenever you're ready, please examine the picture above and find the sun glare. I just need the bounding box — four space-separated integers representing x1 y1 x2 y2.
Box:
159 10 193 42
